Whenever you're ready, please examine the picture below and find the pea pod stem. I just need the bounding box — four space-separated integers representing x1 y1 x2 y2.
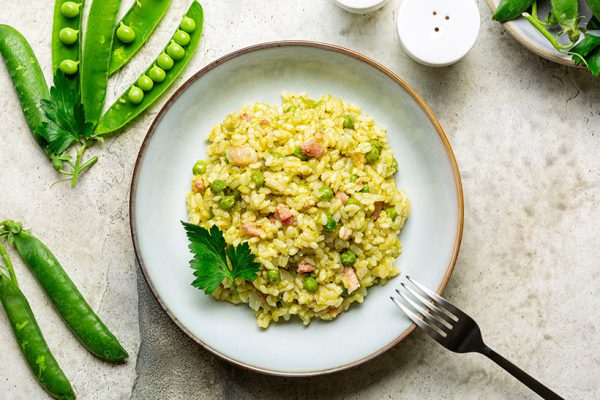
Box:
531 1 552 26
0 241 18 287
522 12 574 50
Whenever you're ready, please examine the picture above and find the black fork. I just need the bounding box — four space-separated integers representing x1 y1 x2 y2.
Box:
391 276 564 400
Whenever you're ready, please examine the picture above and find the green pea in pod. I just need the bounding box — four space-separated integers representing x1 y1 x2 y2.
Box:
109 0 173 75
95 1 204 135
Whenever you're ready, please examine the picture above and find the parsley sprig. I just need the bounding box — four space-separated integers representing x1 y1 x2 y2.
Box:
182 222 260 294
37 71 101 187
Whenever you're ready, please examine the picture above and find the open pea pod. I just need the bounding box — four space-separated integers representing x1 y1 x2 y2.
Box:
81 0 122 125
95 1 203 135
109 0 173 75
52 0 85 76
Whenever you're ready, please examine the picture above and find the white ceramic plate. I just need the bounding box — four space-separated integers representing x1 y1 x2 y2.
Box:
130 41 463 376
487 0 593 66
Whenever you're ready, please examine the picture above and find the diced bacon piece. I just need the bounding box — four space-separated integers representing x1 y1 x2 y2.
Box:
342 267 360 294
241 222 262 237
240 113 252 122
300 138 325 158
275 204 295 225
227 147 257 167
372 201 384 220
259 119 270 126
335 192 349 205
192 179 206 192
297 262 315 273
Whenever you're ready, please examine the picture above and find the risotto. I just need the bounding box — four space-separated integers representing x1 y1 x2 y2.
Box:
186 93 410 328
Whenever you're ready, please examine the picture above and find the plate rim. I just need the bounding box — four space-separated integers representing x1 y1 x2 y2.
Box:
129 40 465 377
486 0 575 66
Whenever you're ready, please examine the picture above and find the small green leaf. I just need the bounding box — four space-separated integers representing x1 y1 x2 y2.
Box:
182 222 260 295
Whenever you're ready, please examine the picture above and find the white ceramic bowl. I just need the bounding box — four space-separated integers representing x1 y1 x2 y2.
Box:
130 41 463 376
332 0 387 14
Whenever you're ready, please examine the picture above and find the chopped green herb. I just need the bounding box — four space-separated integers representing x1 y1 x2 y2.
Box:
182 222 260 294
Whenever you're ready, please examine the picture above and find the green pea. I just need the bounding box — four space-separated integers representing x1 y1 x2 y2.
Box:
359 185 369 193
386 207 398 220
350 174 358 182
293 146 308 161
137 75 154 92
210 180 226 194
219 195 236 210
303 276 318 292
173 30 191 46
128 86 144 105
167 42 185 61
59 59 78 75
341 250 356 265
324 216 336 232
343 115 355 129
365 147 380 164
116 23 136 44
266 269 281 283
157 53 174 70
370 139 383 151
346 197 361 206
271 151 284 159
61 2 80 18
251 171 265 187
318 186 333 201
391 158 399 173
148 65 166 83
180 16 197 33
58 28 78 46
192 160 207 175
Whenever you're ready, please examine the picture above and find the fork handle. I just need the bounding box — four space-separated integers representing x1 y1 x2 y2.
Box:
481 346 564 400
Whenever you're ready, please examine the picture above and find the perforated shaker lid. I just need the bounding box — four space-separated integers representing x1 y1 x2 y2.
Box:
397 0 480 67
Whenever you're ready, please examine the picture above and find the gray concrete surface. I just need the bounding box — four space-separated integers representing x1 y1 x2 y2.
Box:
1 0 599 399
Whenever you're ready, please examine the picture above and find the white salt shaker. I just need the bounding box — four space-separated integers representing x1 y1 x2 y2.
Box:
397 0 480 66
332 0 388 14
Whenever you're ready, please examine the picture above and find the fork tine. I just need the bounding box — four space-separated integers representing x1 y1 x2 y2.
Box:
396 289 450 334
400 283 454 328
406 275 461 319
390 296 445 342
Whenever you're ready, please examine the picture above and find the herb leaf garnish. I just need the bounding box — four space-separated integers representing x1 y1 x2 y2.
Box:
36 71 98 187
182 222 260 294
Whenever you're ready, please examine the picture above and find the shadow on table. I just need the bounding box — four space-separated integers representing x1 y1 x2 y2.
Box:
132 267 475 400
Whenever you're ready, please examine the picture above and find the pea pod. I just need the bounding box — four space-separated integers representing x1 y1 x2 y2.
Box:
52 0 85 75
0 241 75 400
550 0 580 42
0 25 50 148
586 0 600 21
81 0 122 125
95 1 203 135
492 0 534 22
4 221 128 362
109 0 173 75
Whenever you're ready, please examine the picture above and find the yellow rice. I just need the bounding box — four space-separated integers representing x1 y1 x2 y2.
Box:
186 93 410 328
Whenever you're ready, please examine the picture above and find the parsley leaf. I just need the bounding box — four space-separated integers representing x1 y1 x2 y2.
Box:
38 71 94 155
182 222 260 295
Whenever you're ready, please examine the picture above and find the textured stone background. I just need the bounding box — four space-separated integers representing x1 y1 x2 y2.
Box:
1 0 599 399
